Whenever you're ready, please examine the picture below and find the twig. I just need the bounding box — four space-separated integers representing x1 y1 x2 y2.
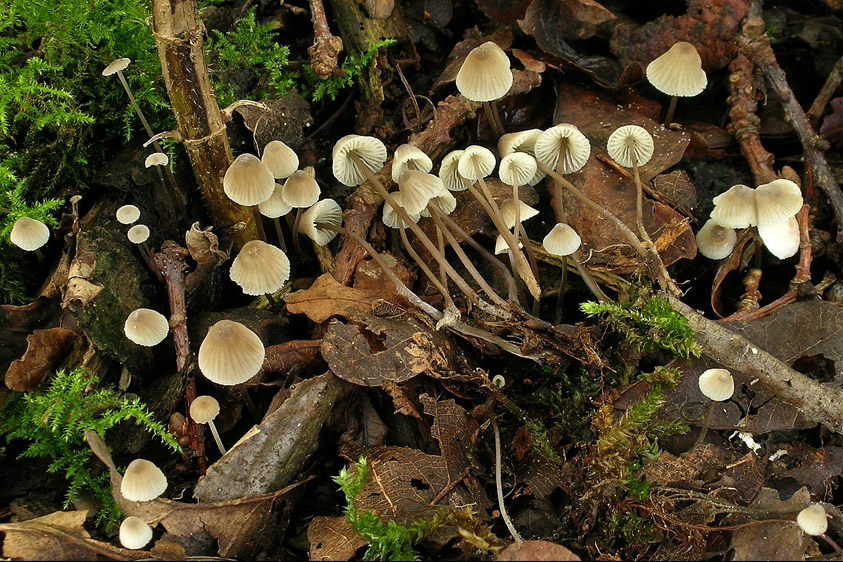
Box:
307 0 343 80
807 53 843 125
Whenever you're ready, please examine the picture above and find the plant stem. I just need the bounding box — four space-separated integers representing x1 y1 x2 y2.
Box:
397 220 457 311
695 400 715 446
664 95 678 126
207 420 227 455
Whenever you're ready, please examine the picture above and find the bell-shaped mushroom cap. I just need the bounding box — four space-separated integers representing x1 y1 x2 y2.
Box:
543 223 582 256
421 187 458 217
711 184 757 229
10 217 50 251
535 124 591 174
797 504 828 536
439 150 467 191
230 240 290 296
103 57 131 76
499 152 537 187
144 152 169 168
280 170 320 208
119 516 153 550
124 308 169 347
332 135 387 186
758 216 800 259
116 205 141 225
127 224 150 244
261 140 299 179
500 199 539 229
392 144 433 182
606 125 655 167
223 153 275 206
698 368 734 402
397 170 443 215
646 41 707 97
498 129 542 157
190 395 221 424
198 320 265 386
382 191 421 228
299 199 343 246
258 183 293 218
696 219 737 260
754 179 803 226
455 41 513 102
457 145 496 182
494 234 523 254
121 458 167 501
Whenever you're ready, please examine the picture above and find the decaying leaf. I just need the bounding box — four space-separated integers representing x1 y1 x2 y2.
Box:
233 95 313 150
285 273 381 323
420 394 478 480
5 327 78 391
307 516 367 562
498 539 581 561
0 297 62 378
520 0 615 41
638 444 726 487
729 487 810 561
783 446 843 498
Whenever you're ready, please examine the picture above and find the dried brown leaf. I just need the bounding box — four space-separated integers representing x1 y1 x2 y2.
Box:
307 516 367 561
420 394 478 479
498 540 581 561
5 327 78 391
234 95 312 151
285 273 380 323
638 444 726 487
729 487 810 561
0 297 62 378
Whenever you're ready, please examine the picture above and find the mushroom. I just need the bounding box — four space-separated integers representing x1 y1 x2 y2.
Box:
143 152 180 215
261 140 299 180
119 516 153 550
758 216 800 259
124 308 170 347
397 170 442 216
797 504 828 536
543 223 609 314
754 179 803 227
10 216 49 260
280 169 321 249
645 41 707 125
438 150 467 192
229 239 290 308
190 395 226 455
116 204 141 225
223 153 276 242
144 153 168 168
498 129 546 186
198 320 266 386
534 124 591 224
696 368 734 445
392 144 433 181
121 458 167 501
455 41 512 136
258 182 293 249
606 125 655 240
696 219 738 260
710 184 757 229
126 224 161 280
299 199 344 247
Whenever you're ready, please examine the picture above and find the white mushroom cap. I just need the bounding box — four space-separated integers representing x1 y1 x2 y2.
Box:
121 459 167 502
144 153 169 168
698 368 734 402
332 135 387 186
397 171 443 215
439 150 468 191
280 170 321 208
10 217 50 251
758 216 800 259
103 58 131 76
754 179 803 227
797 504 828 536
119 516 153 550
124 308 170 347
498 129 542 157
535 124 591 174
543 223 582 256
711 184 757 229
457 145 496 182
299 199 343 246
606 125 655 168
421 187 457 217
198 320 265 386
392 144 433 182
499 152 537 187
696 219 737 260
455 41 513 102
116 205 141 225
646 41 707 97
383 191 421 228
230 240 291 296
258 183 293 218
223 153 275 206
190 395 221 424
499 199 539 229
127 224 150 244
494 234 522 254
261 140 299 180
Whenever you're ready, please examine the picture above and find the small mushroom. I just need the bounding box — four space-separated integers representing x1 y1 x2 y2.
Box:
124 308 170 347
119 516 153 550
126 224 161 280
223 153 276 242
455 41 512 136
696 368 734 445
190 395 226 455
299 199 344 246
261 140 299 180
144 153 169 168
259 183 293 249
758 216 800 259
645 41 707 125
696 219 738 260
229 240 290 308
116 204 141 225
198 320 265 386
392 144 433 181
438 150 468 192
10 216 50 259
397 170 443 215
754 179 803 227
606 125 655 239
710 184 758 229
121 458 167 502
797 504 828 536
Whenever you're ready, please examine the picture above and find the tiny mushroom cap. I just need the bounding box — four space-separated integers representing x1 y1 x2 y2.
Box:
230 240 291 296
439 150 467 191
421 186 457 217
498 129 542 157
696 219 738 260
758 216 800 259
711 184 757 229
299 199 343 246
198 320 266 386
190 395 221 424
258 183 293 218
383 191 421 228
261 140 299 180
754 179 803 226
280 170 321 208
500 199 539 229
116 204 141 225
332 135 388 186
606 125 655 167
397 171 444 215
457 145 496 181
499 152 538 187
534 124 591 174
10 217 50 251
103 57 131 76
127 224 150 244
455 41 513 102
223 153 276 206
797 504 828 536
124 308 170 347
543 223 582 256
392 144 433 182
144 153 169 168
646 41 707 98
121 458 167 501
698 368 734 402
119 516 153 550
495 234 522 254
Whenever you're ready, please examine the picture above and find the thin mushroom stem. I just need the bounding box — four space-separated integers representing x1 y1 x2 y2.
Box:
664 95 678 126
572 251 611 304
397 220 458 311
292 208 304 254
631 156 652 244
517 222 541 315
137 242 164 283
554 262 567 325
206 420 227 455
491 416 522 542
820 534 843 557
273 217 287 251
695 400 716 446
483 101 506 138
251 207 268 243
435 225 448 289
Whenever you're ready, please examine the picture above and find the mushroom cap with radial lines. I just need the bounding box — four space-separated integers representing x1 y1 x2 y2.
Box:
534 124 591 174
397 170 443 215
144 153 168 168
261 140 298 179
420 186 457 217
198 320 266 386
299 199 343 246
124 308 169 347
695 219 737 260
223 153 275 206
382 191 421 228
332 135 387 186
797 504 828 536
119 516 153 550
190 395 221 424
758 216 800 259
127 224 150 244
258 183 293 218
280 170 320 208
121 459 167 501
457 145 496 181
102 57 131 76
230 240 290 296
494 234 522 254
498 129 542 157
116 205 141 225
754 179 803 226
392 144 433 182
711 184 757 229
10 216 50 251
499 152 537 187
455 41 513 102
698 368 734 401
439 150 467 191
606 125 654 167
543 223 582 256
499 199 539 229
646 41 707 97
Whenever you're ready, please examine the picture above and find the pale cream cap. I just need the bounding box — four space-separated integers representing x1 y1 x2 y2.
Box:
499 152 537 187
10 216 49 251
457 145 496 181
455 41 513 102
382 191 421 229
392 144 433 182
116 205 141 225
711 184 757 229
606 125 654 167
190 395 220 424
698 368 734 401
646 41 707 97
223 153 275 206
498 129 542 157
695 219 737 260
299 199 343 246
439 150 467 191
229 240 290 296
259 183 293 218
198 320 266 386
124 308 169 347
127 224 150 244
332 135 387 186
758 216 799 259
397 170 443 215
144 153 169 168
119 516 153 549
499 199 539 229
421 187 457 217
754 179 803 226
797 504 828 536
535 124 591 174
103 58 131 76
543 223 582 256
261 140 299 179
280 170 321 208
121 458 167 501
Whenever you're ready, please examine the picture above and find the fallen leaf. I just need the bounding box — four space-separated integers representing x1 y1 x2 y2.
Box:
234 95 313 151
498 539 581 561
5 327 78 391
352 253 413 299
474 0 532 25
260 339 323 377
638 444 726 487
307 516 367 561
521 0 615 41
783 446 843 498
729 487 810 561
820 97 843 146
285 273 380 323
0 297 62 378
420 394 479 480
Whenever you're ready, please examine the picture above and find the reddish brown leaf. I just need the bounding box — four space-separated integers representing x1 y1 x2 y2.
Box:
498 540 581 561
5 327 78 391
729 487 810 561
0 297 62 378
285 273 380 323
307 516 367 561
520 0 614 41
420 394 478 480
